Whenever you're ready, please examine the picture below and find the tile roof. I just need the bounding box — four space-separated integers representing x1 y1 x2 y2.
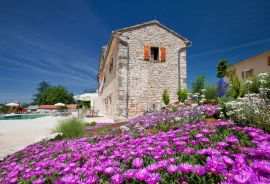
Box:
38 104 77 109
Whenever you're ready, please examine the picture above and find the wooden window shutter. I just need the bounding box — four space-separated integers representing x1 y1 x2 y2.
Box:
160 47 166 62
144 45 150 61
241 71 244 79
250 69 253 76
268 56 270 66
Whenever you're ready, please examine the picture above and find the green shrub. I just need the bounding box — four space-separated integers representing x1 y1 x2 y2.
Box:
224 94 270 133
241 77 260 96
172 106 178 112
177 88 188 102
205 84 218 103
192 75 205 94
53 118 85 139
95 126 111 136
85 121 97 126
162 89 170 105
228 74 241 99
89 121 97 126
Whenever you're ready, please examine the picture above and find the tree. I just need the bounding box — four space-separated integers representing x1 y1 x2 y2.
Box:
0 104 8 114
33 81 50 104
192 76 205 94
38 86 75 105
216 59 228 78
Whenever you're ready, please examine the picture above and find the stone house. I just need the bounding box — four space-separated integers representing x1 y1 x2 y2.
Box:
95 20 191 120
227 50 270 80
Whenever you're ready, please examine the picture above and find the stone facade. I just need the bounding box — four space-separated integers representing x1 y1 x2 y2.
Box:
95 21 191 120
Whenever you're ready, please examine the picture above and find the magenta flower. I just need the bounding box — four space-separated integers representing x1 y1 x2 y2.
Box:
93 166 104 172
179 163 194 173
197 149 208 155
201 129 211 134
174 141 187 147
199 137 211 143
111 174 123 184
167 165 179 173
87 158 97 167
249 175 270 183
234 154 246 164
32 177 46 184
9 177 18 184
222 156 235 165
146 163 160 172
183 148 195 154
194 165 206 175
123 169 137 179
132 158 143 168
190 140 198 145
44 168 55 175
255 160 270 174
104 167 114 175
205 156 226 174
226 135 239 144
216 142 229 148
195 134 204 139
60 174 80 184
213 121 234 127
169 157 175 163
84 175 99 184
146 173 161 184
157 160 169 168
234 171 251 184
135 169 150 181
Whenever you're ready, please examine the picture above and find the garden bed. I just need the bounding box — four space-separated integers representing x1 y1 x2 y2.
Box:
1 120 270 183
1 104 269 183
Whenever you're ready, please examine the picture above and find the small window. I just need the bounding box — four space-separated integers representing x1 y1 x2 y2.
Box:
268 56 270 66
151 47 159 61
109 58 113 73
243 69 253 78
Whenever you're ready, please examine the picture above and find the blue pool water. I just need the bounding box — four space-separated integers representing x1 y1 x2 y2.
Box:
0 114 48 120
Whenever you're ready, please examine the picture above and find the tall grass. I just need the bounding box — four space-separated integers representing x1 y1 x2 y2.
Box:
53 118 85 139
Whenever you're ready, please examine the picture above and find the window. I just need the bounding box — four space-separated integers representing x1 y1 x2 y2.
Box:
242 69 253 79
144 45 166 62
151 47 159 61
246 69 253 78
109 58 113 73
268 56 270 66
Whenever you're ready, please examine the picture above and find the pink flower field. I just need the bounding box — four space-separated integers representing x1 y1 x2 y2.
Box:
1 119 270 183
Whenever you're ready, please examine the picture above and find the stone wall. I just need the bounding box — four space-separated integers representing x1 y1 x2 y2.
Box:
96 45 120 118
119 24 187 118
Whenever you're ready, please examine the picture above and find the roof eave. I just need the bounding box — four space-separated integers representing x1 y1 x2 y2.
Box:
115 20 191 45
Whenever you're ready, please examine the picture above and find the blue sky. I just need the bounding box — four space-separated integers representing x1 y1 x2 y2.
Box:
0 0 270 103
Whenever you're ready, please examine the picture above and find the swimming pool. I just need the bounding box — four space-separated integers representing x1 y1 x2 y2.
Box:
0 114 48 120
